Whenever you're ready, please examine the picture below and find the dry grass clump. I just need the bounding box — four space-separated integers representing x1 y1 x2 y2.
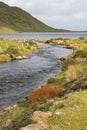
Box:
0 54 11 63
65 64 87 82
28 85 65 103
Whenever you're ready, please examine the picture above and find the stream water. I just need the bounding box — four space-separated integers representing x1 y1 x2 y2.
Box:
0 42 72 111
1 32 86 110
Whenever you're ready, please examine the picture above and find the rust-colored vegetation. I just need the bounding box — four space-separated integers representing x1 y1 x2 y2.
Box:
28 85 65 103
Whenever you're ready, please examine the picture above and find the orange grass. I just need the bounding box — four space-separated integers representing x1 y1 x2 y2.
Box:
28 85 65 103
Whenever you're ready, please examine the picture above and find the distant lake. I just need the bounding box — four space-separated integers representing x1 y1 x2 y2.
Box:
0 32 87 40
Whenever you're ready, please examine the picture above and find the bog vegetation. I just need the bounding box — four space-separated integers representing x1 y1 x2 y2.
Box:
0 39 39 63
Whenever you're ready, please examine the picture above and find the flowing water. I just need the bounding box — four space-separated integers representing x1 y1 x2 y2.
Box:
0 42 72 110
0 32 86 110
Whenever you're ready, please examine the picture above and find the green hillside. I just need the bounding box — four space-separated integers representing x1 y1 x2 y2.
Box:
0 2 69 33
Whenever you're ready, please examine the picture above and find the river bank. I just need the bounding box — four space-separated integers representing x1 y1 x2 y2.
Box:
0 38 87 130
0 39 41 63
0 40 72 111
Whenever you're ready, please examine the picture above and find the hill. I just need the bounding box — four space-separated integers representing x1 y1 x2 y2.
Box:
0 2 69 33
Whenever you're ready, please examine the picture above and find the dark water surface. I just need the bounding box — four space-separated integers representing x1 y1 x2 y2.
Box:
0 41 73 111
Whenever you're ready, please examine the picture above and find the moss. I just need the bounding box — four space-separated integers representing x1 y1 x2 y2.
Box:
47 73 65 85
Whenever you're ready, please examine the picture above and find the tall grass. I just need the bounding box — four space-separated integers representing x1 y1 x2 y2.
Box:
0 39 39 63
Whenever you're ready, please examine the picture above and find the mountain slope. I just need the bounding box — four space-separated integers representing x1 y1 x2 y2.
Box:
0 2 69 33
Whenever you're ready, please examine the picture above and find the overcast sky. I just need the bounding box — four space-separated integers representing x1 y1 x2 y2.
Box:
0 0 87 31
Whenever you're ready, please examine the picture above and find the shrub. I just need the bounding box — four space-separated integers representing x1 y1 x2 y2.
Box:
28 85 65 103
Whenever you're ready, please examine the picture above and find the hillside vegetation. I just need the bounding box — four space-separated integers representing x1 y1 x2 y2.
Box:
0 2 69 33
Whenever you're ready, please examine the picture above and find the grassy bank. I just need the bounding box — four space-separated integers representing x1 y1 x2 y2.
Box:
46 38 87 88
0 39 40 63
0 38 87 130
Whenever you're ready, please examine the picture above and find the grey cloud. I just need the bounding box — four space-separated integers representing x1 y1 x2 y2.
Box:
0 0 87 30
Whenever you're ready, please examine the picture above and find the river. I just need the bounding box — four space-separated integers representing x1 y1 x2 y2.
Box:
0 32 86 110
0 41 73 111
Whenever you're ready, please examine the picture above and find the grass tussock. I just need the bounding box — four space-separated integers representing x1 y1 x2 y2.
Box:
0 39 39 63
28 85 65 103
65 64 87 82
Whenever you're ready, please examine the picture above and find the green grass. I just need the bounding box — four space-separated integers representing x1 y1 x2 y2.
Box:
0 99 54 130
47 90 87 130
47 72 65 85
46 38 87 84
0 26 17 33
0 101 35 130
0 39 39 63
74 49 87 58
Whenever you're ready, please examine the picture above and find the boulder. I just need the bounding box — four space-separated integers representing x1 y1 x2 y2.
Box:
19 123 44 130
15 56 27 60
10 55 27 60
53 110 63 115
32 111 52 122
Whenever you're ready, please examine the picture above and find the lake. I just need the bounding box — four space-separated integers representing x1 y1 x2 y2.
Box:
0 32 87 40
